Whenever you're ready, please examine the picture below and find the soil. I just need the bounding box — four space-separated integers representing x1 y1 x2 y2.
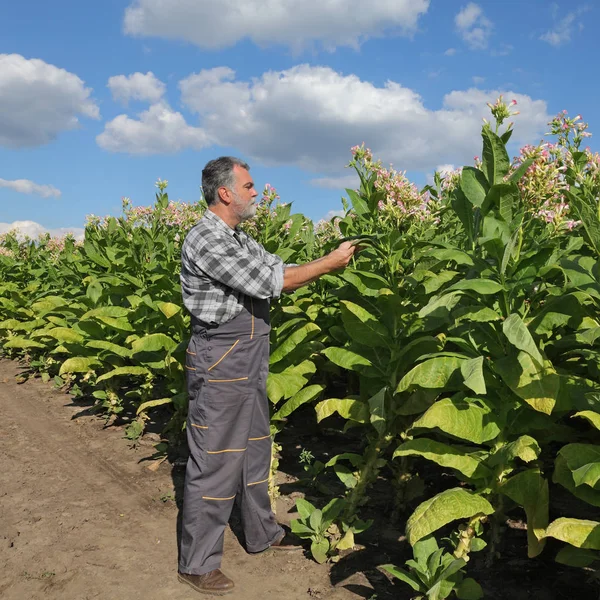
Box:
0 360 366 600
1 357 599 600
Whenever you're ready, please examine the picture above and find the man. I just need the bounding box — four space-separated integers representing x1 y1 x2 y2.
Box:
178 156 356 595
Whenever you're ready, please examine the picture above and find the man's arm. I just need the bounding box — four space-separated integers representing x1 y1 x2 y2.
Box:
282 242 356 292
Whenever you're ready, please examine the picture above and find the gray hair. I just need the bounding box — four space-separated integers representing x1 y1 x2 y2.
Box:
201 156 250 206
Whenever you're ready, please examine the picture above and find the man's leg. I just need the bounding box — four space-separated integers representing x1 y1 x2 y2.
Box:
236 343 284 553
179 337 254 576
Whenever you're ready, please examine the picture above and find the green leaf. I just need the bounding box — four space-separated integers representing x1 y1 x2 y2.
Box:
544 518 600 550
558 443 600 489
156 301 181 319
340 300 388 348
137 397 173 415
368 387 387 435
267 360 316 404
95 316 134 332
495 352 559 415
86 279 103 305
572 411 600 431
460 167 488 207
502 314 543 367
380 565 423 593
315 398 369 424
454 306 501 323
131 333 178 353
455 578 484 600
295 498 315 521
553 454 600 507
461 357 486 395
406 488 494 545
96 366 152 383
333 465 358 489
81 306 130 320
2 337 46 350
59 357 102 375
311 539 329 564
269 322 321 364
447 279 503 295
508 158 534 183
430 248 474 266
555 546 599 568
322 347 373 372
86 340 132 358
501 469 548 557
412 397 500 444
397 357 465 393
481 127 510 185
486 435 541 467
44 327 85 344
309 508 323 532
393 438 491 480
272 384 324 420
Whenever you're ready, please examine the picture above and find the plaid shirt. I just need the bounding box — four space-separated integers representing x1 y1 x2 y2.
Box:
180 209 285 325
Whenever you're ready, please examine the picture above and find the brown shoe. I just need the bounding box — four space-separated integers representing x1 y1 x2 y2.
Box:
270 531 303 551
178 569 235 596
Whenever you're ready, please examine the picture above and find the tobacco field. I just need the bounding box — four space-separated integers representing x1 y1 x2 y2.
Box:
2 99 600 599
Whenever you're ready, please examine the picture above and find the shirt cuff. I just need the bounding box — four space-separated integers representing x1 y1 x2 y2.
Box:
271 261 285 298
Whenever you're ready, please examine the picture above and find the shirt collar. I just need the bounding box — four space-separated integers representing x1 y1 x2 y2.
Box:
203 209 237 236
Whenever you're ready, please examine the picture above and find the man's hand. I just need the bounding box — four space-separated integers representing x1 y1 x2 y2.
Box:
282 241 356 292
324 241 356 271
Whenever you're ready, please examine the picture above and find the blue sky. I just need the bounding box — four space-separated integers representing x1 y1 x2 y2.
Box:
1 0 598 238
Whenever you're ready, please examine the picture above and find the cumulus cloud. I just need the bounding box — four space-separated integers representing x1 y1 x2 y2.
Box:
97 65 551 180
96 101 209 154
0 54 99 148
309 174 360 190
0 178 61 198
108 71 166 105
540 5 590 46
455 3 492 49
0 220 84 241
123 0 430 51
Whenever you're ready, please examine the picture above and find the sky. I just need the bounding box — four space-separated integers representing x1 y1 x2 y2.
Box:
1 0 599 239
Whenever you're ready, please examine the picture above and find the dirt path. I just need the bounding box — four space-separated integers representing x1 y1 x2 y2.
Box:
0 360 366 600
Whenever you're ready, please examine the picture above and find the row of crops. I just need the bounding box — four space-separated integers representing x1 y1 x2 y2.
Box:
2 99 600 598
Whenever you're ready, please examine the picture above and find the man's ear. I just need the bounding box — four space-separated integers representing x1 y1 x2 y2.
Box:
217 186 231 205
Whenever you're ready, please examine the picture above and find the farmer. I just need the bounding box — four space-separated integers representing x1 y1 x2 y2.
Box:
178 156 356 595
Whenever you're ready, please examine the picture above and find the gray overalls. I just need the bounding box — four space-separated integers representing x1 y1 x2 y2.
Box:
178 294 284 575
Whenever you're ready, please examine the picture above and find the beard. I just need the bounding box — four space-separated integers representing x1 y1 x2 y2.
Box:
232 192 257 221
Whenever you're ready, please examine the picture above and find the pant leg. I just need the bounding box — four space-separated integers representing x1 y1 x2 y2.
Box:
179 334 255 575
238 333 284 552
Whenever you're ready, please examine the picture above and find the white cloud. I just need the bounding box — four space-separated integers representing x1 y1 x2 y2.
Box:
96 101 209 154
123 0 430 52
0 54 99 148
0 220 84 241
108 71 166 105
455 3 492 49
444 48 457 56
321 209 346 221
182 66 549 173
309 174 359 189
540 5 590 46
0 178 61 198
97 65 551 177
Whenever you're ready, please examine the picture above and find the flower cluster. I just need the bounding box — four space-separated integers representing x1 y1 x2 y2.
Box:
486 96 519 129
349 144 439 226
440 167 463 193
314 217 342 246
547 110 592 150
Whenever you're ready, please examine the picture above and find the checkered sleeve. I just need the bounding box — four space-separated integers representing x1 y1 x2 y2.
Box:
193 230 285 300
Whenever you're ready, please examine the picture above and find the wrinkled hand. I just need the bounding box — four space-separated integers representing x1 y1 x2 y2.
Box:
326 241 356 271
